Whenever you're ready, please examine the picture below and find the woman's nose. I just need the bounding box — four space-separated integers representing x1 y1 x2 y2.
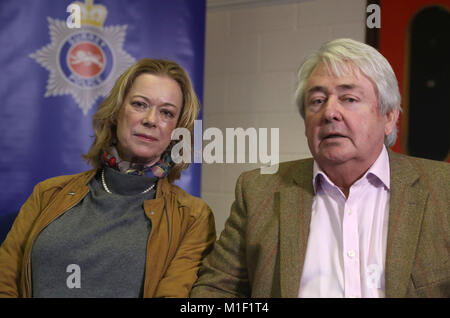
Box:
142 107 158 126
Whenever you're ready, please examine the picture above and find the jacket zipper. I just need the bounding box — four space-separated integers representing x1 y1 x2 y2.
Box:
24 191 88 297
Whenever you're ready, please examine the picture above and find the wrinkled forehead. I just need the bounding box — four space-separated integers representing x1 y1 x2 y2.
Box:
309 59 378 94
312 59 365 80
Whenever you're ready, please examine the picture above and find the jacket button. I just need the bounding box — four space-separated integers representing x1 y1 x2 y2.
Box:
150 211 155 215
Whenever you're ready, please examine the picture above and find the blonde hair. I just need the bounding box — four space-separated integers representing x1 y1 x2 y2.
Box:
82 58 199 182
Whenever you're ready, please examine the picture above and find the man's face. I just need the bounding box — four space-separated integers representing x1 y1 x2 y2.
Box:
304 62 398 169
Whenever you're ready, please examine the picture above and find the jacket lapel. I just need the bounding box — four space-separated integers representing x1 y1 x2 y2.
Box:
279 159 314 297
277 152 427 297
385 151 427 297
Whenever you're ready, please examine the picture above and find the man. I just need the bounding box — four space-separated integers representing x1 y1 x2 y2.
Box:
190 38 450 298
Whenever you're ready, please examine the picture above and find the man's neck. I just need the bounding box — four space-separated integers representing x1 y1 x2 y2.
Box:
318 147 384 198
323 164 365 198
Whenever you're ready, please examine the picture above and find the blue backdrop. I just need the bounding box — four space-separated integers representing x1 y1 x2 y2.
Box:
0 0 205 244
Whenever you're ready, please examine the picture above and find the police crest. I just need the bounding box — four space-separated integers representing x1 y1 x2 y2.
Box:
30 0 135 115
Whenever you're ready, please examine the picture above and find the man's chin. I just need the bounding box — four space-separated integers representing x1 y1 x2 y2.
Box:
315 150 353 165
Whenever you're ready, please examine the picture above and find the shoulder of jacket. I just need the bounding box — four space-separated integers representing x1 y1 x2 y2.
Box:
36 170 96 193
239 158 313 183
390 151 450 192
408 155 449 172
390 151 449 173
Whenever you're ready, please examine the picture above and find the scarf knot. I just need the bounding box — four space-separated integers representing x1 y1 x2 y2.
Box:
101 147 172 179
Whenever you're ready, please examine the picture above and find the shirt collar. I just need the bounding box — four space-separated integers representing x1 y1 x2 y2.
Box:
313 145 390 194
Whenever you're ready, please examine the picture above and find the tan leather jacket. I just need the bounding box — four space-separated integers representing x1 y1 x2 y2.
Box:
0 170 216 297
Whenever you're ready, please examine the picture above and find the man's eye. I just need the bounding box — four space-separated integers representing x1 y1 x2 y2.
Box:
311 98 324 105
343 97 358 103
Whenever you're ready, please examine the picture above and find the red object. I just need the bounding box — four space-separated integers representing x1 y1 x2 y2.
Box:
379 0 450 161
68 42 105 78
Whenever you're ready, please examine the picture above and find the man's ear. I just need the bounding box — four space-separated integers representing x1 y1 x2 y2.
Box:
384 108 400 136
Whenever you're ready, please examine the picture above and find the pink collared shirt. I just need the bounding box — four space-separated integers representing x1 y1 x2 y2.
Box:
298 146 390 298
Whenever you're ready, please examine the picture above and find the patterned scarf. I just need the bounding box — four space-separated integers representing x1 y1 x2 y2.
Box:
101 146 172 179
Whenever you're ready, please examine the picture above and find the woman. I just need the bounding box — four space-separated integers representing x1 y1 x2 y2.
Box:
0 58 216 297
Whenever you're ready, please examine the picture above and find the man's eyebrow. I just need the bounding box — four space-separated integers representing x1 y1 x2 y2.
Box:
336 83 357 90
306 86 329 95
306 84 360 95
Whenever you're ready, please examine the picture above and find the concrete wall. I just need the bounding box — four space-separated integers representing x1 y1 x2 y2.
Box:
202 0 367 234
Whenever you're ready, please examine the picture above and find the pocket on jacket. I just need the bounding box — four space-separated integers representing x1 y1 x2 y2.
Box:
411 267 450 288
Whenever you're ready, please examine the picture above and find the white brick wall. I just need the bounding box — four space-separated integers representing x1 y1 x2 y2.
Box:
203 0 367 234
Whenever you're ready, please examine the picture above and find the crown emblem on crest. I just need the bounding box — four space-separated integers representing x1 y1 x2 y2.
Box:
73 0 107 27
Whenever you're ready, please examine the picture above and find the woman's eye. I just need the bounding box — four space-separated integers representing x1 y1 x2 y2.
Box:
131 101 147 109
161 109 174 118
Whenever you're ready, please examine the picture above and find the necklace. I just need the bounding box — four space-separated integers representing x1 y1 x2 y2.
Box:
101 169 155 194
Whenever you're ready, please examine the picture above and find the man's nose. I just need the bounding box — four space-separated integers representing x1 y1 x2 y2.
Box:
322 96 342 122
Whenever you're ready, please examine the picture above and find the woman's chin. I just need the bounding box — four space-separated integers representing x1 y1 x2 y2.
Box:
126 152 159 165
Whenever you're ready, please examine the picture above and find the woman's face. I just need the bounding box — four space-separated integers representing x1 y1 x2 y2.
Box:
116 73 183 165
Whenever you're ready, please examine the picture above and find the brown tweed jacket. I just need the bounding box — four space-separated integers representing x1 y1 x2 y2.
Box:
190 150 450 298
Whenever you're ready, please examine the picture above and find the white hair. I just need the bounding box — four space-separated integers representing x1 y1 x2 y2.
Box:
295 38 401 147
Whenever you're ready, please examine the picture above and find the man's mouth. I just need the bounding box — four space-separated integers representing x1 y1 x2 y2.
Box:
323 133 346 140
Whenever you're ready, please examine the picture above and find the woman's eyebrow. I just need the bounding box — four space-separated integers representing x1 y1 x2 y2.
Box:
131 94 179 108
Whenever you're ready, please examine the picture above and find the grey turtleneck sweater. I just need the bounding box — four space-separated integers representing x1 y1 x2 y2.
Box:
31 168 157 297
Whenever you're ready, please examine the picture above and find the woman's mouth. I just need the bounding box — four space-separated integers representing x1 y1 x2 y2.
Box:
135 134 157 142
